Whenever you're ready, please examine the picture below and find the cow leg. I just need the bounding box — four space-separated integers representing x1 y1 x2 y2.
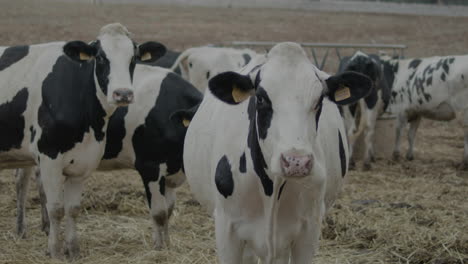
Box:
149 176 170 249
460 109 468 170
363 108 378 170
15 167 33 238
290 210 322 264
392 113 407 161
35 167 50 235
242 246 258 264
40 162 65 258
215 210 243 264
406 116 422 161
63 176 84 260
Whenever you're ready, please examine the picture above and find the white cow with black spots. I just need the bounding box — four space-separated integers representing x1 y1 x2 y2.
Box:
183 42 372 263
383 55 468 168
170 46 258 91
0 23 165 259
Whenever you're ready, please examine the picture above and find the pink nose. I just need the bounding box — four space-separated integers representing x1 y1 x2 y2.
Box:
112 88 134 105
280 152 313 177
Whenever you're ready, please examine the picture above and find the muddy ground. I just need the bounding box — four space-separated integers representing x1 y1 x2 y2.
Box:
0 0 467 263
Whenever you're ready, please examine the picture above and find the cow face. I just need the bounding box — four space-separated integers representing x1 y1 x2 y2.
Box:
63 23 166 106
209 42 371 179
345 51 380 85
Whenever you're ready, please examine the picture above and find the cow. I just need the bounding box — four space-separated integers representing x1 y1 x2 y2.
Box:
14 65 202 249
337 51 392 170
170 46 258 91
142 49 182 74
382 54 468 169
0 23 166 259
183 42 372 263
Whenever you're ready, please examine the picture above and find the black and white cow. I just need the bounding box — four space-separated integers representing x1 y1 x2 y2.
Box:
15 65 202 249
183 42 372 263
383 54 468 168
337 51 392 170
0 23 165 258
171 46 258 91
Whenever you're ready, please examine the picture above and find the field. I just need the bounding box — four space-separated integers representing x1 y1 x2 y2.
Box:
0 0 467 263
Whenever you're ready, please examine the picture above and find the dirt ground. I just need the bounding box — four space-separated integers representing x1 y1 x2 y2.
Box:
0 0 467 263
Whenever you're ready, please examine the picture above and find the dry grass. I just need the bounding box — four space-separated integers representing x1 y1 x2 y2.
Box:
0 0 467 263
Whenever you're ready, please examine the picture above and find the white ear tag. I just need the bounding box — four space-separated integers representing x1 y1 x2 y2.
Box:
334 86 351 102
182 118 190 127
141 52 152 61
79 52 92 61
232 85 250 103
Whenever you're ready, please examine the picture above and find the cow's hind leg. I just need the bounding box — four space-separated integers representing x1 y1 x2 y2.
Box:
392 113 407 161
460 109 468 170
40 161 65 259
35 167 50 235
406 116 421 161
63 176 84 260
15 167 32 238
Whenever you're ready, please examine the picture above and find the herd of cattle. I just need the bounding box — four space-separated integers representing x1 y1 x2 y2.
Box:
1 22 467 263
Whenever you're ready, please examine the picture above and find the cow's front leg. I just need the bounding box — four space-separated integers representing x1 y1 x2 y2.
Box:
15 167 32 238
148 176 171 249
460 109 468 170
215 210 243 264
392 113 407 161
40 161 65 259
290 209 322 264
63 176 84 260
406 116 421 161
363 108 379 170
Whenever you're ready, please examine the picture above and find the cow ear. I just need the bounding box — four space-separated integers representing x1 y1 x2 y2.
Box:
170 104 200 128
63 41 97 62
325 71 372 105
209 71 255 105
137 41 166 63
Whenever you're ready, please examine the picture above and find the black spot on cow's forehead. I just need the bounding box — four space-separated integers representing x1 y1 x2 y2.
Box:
0 45 29 71
0 88 29 152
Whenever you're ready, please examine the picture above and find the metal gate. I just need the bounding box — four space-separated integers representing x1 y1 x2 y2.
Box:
225 41 407 71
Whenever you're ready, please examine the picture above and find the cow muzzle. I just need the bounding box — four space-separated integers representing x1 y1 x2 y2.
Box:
112 88 134 106
280 151 313 178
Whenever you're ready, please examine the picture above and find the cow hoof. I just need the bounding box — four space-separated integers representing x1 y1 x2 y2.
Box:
64 241 80 260
363 162 372 171
406 153 414 161
392 152 400 161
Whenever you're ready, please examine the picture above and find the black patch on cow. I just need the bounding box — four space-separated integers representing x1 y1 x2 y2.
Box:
0 88 28 152
441 72 446 81
93 41 110 95
129 58 136 82
37 56 106 159
239 152 246 173
159 176 166 196
426 76 432 86
382 60 397 90
29 126 36 143
132 72 202 208
349 103 358 117
418 99 423 105
0 45 29 71
215 155 234 198
315 95 324 131
247 97 273 196
206 71 210 80
277 181 287 201
242 53 252 65
365 85 378 109
338 131 346 177
408 59 421 69
103 106 128 159
462 74 465 80
424 93 432 101
255 87 273 139
70 159 74 164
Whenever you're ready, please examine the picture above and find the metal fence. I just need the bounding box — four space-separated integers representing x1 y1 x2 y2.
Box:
227 41 407 71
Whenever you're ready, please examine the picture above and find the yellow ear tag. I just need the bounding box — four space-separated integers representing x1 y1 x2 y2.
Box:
232 85 250 103
182 118 190 127
79 52 92 61
141 52 152 61
334 86 351 102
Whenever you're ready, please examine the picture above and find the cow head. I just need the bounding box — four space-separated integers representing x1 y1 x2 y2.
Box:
345 51 381 85
209 42 371 180
63 23 166 106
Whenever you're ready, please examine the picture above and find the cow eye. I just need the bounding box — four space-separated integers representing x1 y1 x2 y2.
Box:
256 95 264 105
